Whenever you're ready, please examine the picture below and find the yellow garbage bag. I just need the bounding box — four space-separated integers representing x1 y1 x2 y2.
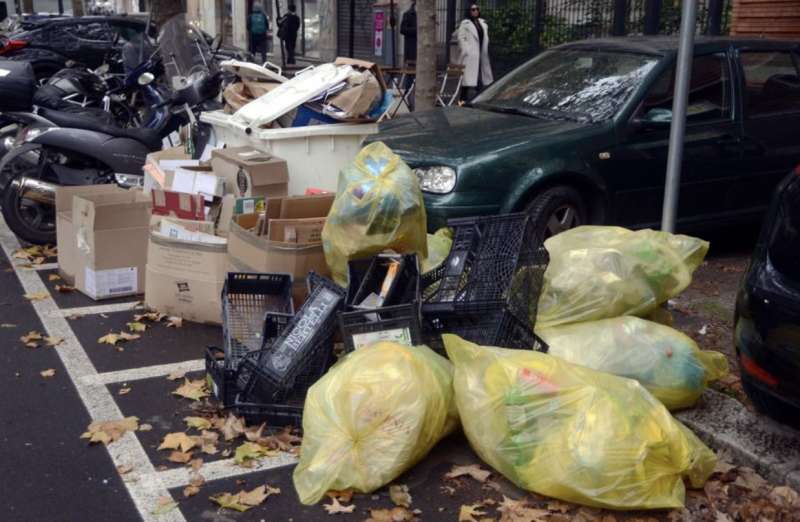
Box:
293 342 458 504
536 226 709 328
538 317 729 410
444 334 716 510
421 227 453 274
322 142 428 286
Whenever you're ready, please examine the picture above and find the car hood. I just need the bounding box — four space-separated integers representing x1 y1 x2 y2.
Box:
374 106 591 165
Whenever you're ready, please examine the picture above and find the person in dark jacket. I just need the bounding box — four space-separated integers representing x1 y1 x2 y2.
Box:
278 4 301 65
248 3 270 64
400 0 416 62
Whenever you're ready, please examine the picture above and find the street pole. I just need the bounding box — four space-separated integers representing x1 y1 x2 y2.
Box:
660 0 697 233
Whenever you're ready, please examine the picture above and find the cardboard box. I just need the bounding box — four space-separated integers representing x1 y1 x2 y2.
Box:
334 57 388 92
268 217 326 243
145 220 228 325
144 147 195 193
151 189 206 221
210 147 289 198
165 166 225 198
264 193 335 221
55 184 129 284
72 190 152 300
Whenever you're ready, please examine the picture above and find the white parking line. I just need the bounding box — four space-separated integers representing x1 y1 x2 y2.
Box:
154 453 297 489
30 262 59 271
47 301 142 318
82 359 206 386
0 216 186 522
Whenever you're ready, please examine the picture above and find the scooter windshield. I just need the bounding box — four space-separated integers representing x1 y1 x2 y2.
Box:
158 14 215 94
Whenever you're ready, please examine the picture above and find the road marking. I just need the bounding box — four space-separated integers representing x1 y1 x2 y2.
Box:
0 216 186 522
47 301 142 318
82 359 205 386
30 262 59 271
154 454 297 489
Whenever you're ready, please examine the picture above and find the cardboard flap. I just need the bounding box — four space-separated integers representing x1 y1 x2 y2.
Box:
74 191 151 232
276 194 335 219
55 185 127 213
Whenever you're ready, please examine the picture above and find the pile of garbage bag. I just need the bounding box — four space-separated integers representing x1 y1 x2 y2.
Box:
538 316 729 410
536 226 709 328
322 141 428 286
444 334 717 510
292 342 457 504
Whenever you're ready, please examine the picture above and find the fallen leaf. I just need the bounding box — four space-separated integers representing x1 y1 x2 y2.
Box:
733 467 767 492
44 336 64 347
326 490 354 503
546 500 572 514
184 416 212 431
210 485 277 512
139 423 153 432
445 464 492 483
66 313 83 320
193 430 219 455
323 496 356 515
134 311 166 322
497 496 550 522
168 450 193 463
126 321 148 333
158 432 197 453
460 503 486 522
151 497 178 515
189 458 204 471
172 378 209 401
81 417 139 445
166 370 186 381
54 284 75 293
234 441 279 465
244 423 266 442
48 274 61 281
97 332 139 345
20 330 42 345
390 484 412 508
768 485 799 508
118 387 131 395
42 245 57 257
40 368 56 378
116 464 133 475
189 472 205 487
183 485 200 498
166 316 183 328
218 413 246 441
24 292 49 301
366 507 418 522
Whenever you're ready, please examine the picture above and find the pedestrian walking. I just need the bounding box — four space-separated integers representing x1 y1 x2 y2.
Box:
399 0 417 110
248 3 270 64
278 4 301 65
457 3 493 101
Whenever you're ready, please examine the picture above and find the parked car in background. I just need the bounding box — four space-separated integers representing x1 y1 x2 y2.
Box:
734 169 800 426
0 14 251 79
374 37 800 237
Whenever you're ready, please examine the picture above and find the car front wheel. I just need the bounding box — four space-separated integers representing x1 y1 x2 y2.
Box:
524 185 587 240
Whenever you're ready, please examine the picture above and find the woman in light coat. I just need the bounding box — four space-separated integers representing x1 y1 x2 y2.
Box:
457 4 493 100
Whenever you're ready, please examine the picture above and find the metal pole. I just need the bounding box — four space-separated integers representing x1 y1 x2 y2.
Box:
661 0 698 233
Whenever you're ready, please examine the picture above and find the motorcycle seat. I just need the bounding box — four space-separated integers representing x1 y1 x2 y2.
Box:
36 108 164 152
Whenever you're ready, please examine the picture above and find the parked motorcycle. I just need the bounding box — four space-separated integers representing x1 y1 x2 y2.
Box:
0 14 222 244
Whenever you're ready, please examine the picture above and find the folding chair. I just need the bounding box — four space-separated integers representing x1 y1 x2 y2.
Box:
436 64 464 107
379 60 416 121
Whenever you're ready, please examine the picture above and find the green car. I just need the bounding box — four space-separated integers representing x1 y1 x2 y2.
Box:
374 37 800 237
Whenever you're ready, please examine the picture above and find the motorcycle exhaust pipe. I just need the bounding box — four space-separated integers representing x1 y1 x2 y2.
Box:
14 177 57 206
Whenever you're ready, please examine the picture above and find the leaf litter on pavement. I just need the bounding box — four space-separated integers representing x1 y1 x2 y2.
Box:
210 484 280 512
81 417 139 445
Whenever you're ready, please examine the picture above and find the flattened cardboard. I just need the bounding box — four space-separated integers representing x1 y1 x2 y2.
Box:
210 147 289 198
334 57 388 92
55 184 128 284
277 193 334 219
151 189 206 221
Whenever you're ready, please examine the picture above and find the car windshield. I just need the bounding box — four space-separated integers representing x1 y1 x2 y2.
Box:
768 175 800 280
473 49 659 122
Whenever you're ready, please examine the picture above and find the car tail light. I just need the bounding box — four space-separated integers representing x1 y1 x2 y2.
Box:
740 352 778 388
0 39 28 55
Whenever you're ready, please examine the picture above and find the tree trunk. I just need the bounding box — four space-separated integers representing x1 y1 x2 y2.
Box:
21 0 34 14
415 0 437 111
151 0 187 28
71 0 84 16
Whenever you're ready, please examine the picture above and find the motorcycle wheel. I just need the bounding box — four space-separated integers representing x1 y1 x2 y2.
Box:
1 147 56 245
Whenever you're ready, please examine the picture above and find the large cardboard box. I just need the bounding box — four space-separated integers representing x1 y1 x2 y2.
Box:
72 190 152 300
144 220 228 325
210 147 289 198
55 184 129 284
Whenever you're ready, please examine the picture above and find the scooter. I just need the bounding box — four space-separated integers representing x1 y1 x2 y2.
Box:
0 14 222 244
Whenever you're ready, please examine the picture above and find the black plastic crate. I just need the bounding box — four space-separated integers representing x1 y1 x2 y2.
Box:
340 303 423 352
233 399 304 428
421 213 549 329
205 346 239 406
423 307 549 354
349 254 420 309
262 311 293 343
345 258 373 306
222 272 294 365
249 273 345 388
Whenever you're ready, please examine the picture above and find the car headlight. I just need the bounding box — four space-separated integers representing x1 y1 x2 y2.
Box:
114 173 144 188
413 166 456 194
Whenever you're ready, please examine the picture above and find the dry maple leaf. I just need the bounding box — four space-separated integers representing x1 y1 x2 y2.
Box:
189 458 204 471
158 432 197 453
459 503 487 522
210 484 277 512
139 423 153 432
172 378 209 401
390 484 413 508
118 387 131 396
166 370 186 381
81 417 139 445
323 497 356 515
183 485 200 498
42 245 57 257
234 441 279 465
24 292 49 302
768 485 800 508
193 430 220 455
54 284 75 293
446 464 492 483
40 369 56 378
365 507 418 522
134 311 166 322
218 413 246 441
244 423 266 442
151 497 178 515
184 416 212 431
326 490 355 503
126 321 148 333
20 331 42 345
48 274 61 281
168 451 193 464
116 464 133 475
44 336 64 347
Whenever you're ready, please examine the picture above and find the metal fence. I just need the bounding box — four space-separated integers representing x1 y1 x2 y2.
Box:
436 0 732 77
